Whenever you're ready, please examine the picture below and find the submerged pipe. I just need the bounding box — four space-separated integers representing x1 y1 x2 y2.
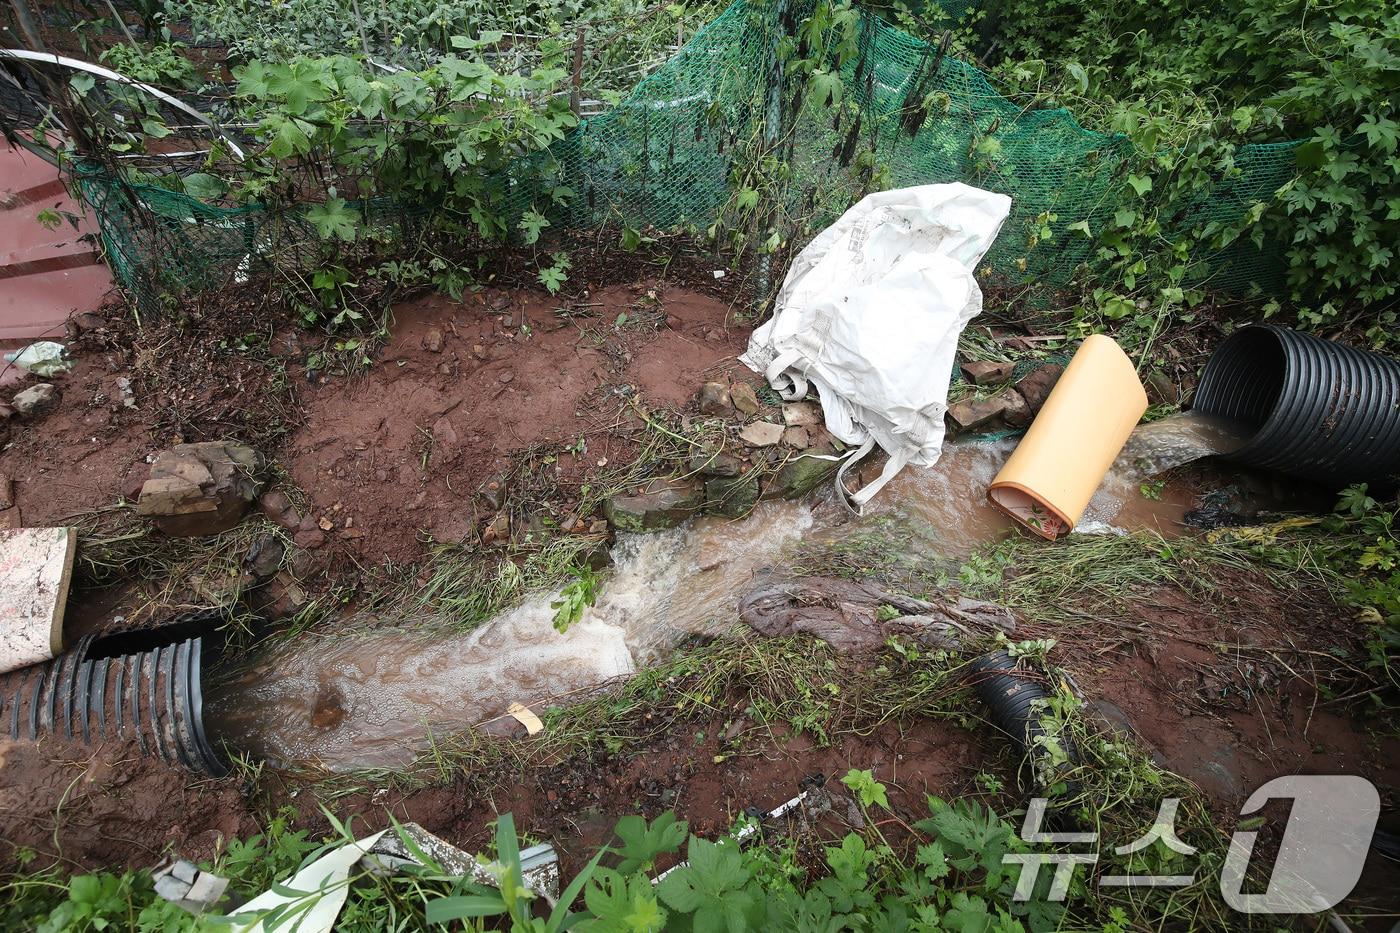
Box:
0 633 228 777
1192 325 1400 488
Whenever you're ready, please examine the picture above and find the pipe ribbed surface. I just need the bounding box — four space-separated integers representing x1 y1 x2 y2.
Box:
1193 325 1400 486
0 634 228 777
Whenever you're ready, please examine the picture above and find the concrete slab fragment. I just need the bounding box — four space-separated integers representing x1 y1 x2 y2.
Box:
0 526 75 674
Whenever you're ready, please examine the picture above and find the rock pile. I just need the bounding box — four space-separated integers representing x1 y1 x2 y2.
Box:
946 360 1065 435
601 379 845 532
136 441 265 537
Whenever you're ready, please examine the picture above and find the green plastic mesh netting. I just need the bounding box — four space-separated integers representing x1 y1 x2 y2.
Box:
76 0 1301 311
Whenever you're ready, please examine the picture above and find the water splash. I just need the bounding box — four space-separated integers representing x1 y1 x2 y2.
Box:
207 501 813 768
209 412 1244 769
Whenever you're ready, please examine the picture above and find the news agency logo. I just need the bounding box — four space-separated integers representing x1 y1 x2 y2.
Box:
1004 775 1380 914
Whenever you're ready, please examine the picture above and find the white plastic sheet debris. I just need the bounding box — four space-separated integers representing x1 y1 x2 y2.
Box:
4 341 71 376
741 183 1011 511
231 830 386 933
221 824 559 932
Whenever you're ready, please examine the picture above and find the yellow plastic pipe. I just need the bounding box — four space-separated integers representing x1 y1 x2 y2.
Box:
988 335 1147 539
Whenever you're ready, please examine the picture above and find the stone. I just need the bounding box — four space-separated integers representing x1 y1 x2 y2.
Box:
431 416 459 451
995 387 1031 428
603 477 705 532
137 441 265 537
781 401 821 427
254 571 310 620
259 490 303 531
782 426 810 448
947 388 1028 432
11 384 56 417
0 526 76 672
0 473 12 510
482 510 511 544
764 452 839 500
244 535 285 579
288 548 318 579
739 576 1014 653
69 311 108 334
0 403 13 420
498 370 515 384
119 464 149 502
422 327 445 353
1014 363 1064 414
704 475 761 518
729 382 760 416
697 381 732 415
478 476 509 510
739 421 784 447
689 451 743 477
268 330 302 359
1145 369 1179 406
960 360 1015 385
293 527 327 549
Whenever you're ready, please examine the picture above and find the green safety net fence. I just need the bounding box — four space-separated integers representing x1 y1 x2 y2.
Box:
76 0 1301 311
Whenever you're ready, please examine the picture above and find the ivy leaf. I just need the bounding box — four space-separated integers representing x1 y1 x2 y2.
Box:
518 209 549 246
735 187 760 211
584 868 668 931
538 265 567 294
917 841 950 881
808 69 843 107
1126 174 1152 196
1065 61 1089 94
182 173 229 201
70 73 96 96
439 57 494 101
943 892 993 933
656 837 753 931
451 30 505 49
840 768 890 810
306 197 359 242
1358 116 1398 153
265 115 312 159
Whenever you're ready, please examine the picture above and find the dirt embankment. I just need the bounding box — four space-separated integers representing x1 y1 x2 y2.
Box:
281 283 748 564
0 277 756 637
0 695 994 877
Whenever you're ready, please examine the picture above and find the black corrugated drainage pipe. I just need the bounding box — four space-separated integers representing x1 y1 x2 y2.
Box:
1193 324 1400 487
968 650 1076 787
0 633 228 777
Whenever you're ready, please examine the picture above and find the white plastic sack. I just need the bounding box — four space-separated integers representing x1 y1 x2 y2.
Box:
740 182 1011 511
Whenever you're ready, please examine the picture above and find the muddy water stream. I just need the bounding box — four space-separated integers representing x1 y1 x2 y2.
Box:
208 412 1247 769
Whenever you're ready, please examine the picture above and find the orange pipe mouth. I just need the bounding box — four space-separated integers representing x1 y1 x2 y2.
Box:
986 482 1072 540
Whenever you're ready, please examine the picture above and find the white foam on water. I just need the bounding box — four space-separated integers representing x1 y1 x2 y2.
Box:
210 414 1244 769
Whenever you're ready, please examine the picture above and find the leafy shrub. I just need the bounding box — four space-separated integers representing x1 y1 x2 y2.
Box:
1323 485 1400 700
165 0 718 96
970 0 1399 338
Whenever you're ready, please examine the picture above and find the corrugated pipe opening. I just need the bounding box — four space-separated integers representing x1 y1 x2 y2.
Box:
967 650 1077 789
0 628 229 777
1193 324 1400 488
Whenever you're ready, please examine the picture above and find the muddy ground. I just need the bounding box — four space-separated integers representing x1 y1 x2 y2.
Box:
1 271 1398 920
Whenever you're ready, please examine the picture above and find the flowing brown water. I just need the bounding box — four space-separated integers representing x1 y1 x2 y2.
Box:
209 411 1246 769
